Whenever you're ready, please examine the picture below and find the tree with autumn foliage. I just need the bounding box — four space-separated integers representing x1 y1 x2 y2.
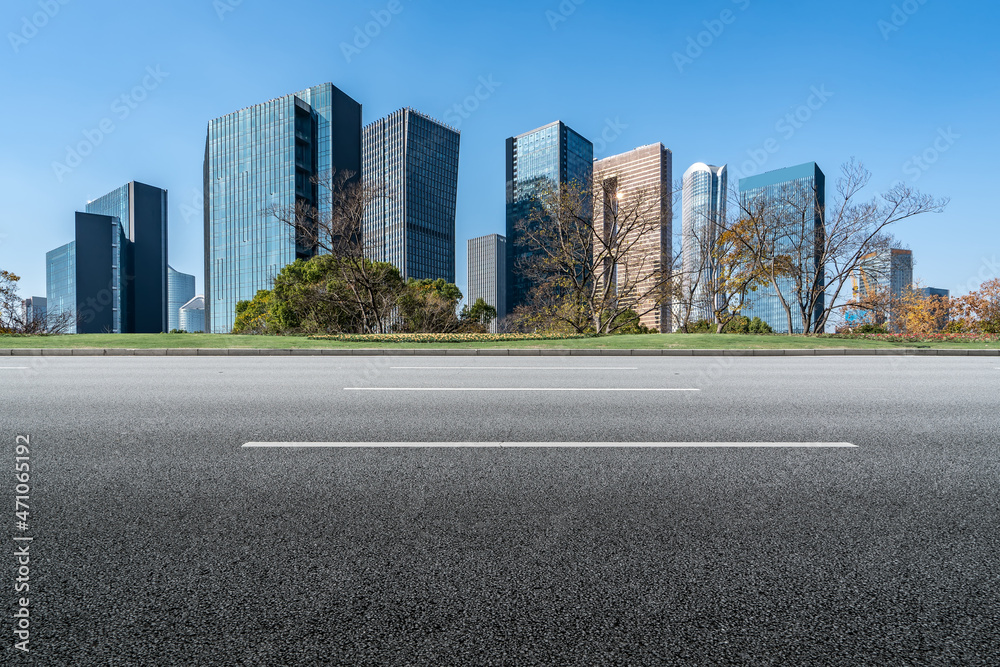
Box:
951 279 1000 334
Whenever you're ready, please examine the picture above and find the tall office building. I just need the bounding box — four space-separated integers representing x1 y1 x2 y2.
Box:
362 108 460 283
45 182 169 334
682 163 728 323
21 297 46 327
506 121 593 313
85 181 169 333
167 266 196 331
205 83 362 333
739 162 826 334
46 242 76 334
467 234 507 330
593 144 673 332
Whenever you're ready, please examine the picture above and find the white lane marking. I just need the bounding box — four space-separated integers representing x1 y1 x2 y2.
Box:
391 367 639 370
343 387 699 392
244 442 857 449
0 367 30 370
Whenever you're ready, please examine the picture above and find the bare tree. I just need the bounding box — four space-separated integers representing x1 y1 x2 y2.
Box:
731 160 947 334
1 270 74 334
516 178 676 334
271 170 401 334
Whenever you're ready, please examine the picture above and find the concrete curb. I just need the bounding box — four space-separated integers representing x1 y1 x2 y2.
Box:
1 348 998 357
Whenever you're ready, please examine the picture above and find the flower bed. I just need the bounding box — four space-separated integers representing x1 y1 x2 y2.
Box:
819 333 1000 344
307 333 592 344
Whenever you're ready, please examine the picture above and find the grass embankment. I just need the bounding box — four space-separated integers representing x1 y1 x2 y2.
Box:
1 333 999 350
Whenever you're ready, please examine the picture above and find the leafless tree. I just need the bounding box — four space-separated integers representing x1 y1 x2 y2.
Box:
271 170 401 333
732 160 947 334
516 178 676 334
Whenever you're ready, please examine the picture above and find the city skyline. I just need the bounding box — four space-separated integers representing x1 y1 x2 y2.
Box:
2 2 996 308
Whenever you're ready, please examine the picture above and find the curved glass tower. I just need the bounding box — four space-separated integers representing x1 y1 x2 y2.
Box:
682 163 727 323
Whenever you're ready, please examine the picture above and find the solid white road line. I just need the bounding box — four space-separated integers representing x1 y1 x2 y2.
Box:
243 442 858 449
343 387 699 392
0 367 30 370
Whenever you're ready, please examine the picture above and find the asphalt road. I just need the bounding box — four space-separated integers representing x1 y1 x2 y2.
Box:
2 356 999 666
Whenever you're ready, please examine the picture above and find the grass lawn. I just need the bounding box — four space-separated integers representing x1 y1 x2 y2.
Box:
2 333 999 350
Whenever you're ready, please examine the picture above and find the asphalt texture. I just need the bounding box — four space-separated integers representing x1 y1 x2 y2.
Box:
1 356 999 666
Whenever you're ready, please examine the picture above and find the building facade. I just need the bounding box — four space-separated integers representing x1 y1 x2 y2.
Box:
179 296 206 333
682 163 728 324
853 248 914 330
21 297 46 328
362 108 460 283
593 144 674 332
85 182 169 333
46 242 76 334
205 83 362 333
167 266 196 331
739 162 826 334
505 121 593 314
467 234 507 330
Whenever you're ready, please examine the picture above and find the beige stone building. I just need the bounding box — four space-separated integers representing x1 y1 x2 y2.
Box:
592 144 673 332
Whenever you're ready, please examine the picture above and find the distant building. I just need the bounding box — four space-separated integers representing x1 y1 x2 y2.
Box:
205 83 362 333
46 242 76 334
682 163 728 324
179 296 206 333
167 266 196 331
854 248 914 328
467 234 507 330
921 287 950 299
739 162 826 334
506 121 593 314
593 144 674 332
362 108 460 283
45 182 169 334
85 182 169 333
21 296 46 327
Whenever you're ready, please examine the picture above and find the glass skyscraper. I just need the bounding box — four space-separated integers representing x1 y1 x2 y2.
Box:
682 163 728 323
204 83 362 333
179 296 206 333
362 108 460 283
46 242 76 334
167 266 196 331
467 234 507 329
739 162 826 334
505 121 593 313
85 182 169 333
21 297 46 327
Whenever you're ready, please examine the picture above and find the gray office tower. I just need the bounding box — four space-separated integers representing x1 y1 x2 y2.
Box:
205 83 362 333
362 108 460 283
467 234 507 330
738 163 826 334
84 182 169 333
506 121 593 313
167 266 196 331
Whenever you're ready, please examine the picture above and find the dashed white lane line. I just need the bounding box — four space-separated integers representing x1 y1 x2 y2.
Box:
0 367 29 370
243 442 857 449
390 367 639 370
343 387 699 392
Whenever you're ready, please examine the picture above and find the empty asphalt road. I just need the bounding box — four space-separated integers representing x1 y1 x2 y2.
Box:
2 356 999 665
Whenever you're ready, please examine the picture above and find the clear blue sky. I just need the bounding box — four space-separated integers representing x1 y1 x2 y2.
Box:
2 0 998 302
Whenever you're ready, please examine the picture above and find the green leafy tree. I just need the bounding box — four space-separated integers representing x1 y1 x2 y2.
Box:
233 290 275 335
397 279 463 333
459 298 498 332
